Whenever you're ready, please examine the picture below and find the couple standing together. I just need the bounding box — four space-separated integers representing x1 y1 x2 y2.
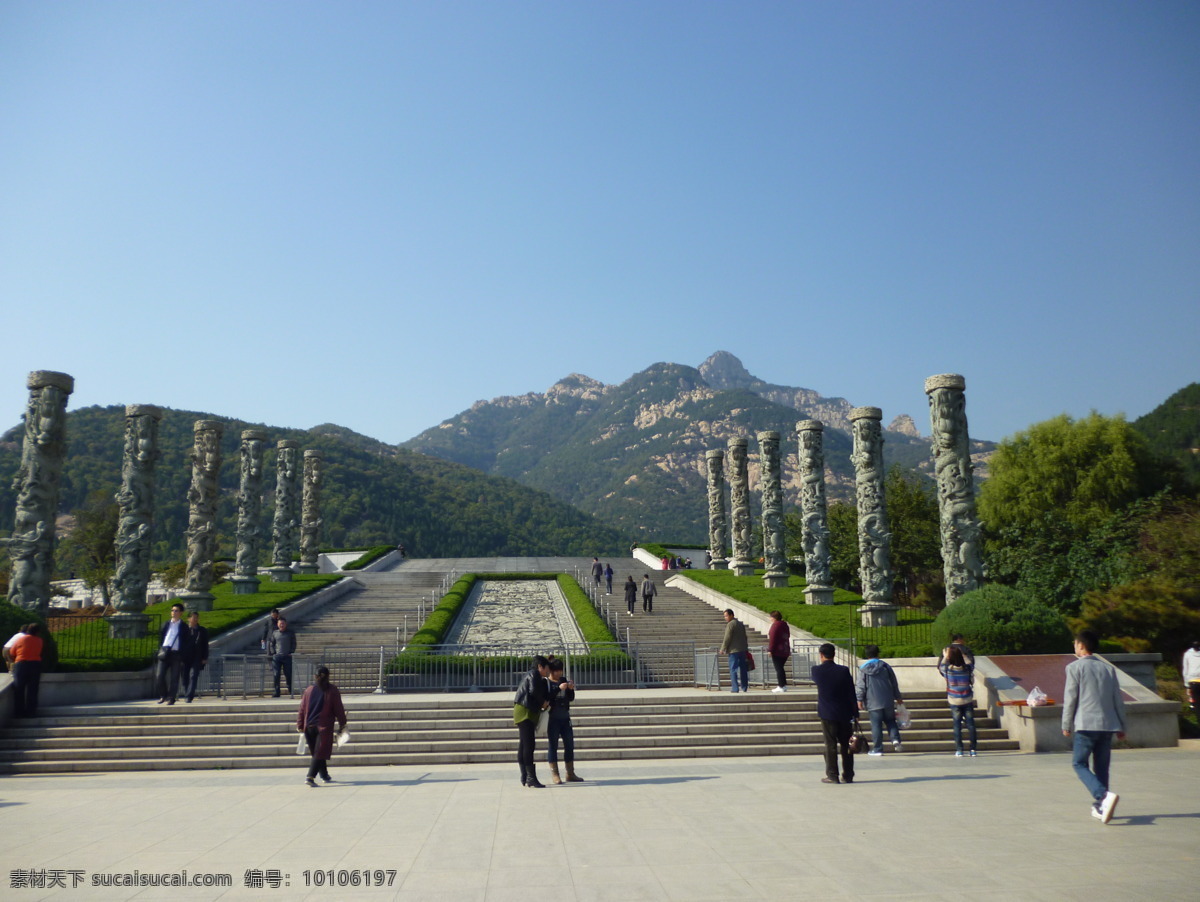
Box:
513 655 585 788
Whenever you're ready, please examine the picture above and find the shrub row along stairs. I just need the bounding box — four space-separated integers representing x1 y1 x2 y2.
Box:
0 690 1019 774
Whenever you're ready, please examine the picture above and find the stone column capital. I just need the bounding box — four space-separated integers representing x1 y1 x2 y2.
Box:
796 419 823 433
193 419 224 434
756 430 780 445
241 429 268 442
924 373 966 394
276 439 299 450
705 449 725 462
27 370 74 393
125 404 162 419
727 436 748 450
849 406 882 422
303 449 323 460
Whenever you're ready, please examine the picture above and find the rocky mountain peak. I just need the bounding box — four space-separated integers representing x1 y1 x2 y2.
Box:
888 414 921 437
697 351 757 390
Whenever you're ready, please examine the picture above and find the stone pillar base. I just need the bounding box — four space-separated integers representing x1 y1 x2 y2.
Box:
804 586 835 606
708 558 728 570
105 612 151 639
269 566 294 583
229 575 261 595
731 562 755 577
859 604 899 628
177 591 215 612
762 571 789 589
296 563 318 575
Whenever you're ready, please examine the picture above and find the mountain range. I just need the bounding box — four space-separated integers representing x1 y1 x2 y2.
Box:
401 351 996 541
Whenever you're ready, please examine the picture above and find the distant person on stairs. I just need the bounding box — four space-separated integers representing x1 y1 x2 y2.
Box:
272 618 297 698
1183 640 1200 720
719 609 749 693
9 623 44 718
546 657 584 784
296 665 348 787
624 576 638 615
604 563 614 595
514 655 552 788
180 611 210 703
591 558 603 587
856 645 903 755
640 575 657 613
768 611 791 692
260 608 281 652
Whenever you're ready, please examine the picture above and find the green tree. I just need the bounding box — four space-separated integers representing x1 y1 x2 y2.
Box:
58 491 120 608
885 466 942 603
827 501 859 591
979 412 1171 532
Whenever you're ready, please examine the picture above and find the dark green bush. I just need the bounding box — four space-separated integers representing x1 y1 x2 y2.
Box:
342 545 397 570
931 584 1073 655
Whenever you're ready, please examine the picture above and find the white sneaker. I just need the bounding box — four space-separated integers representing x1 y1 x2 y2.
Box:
771 686 786 693
1099 792 1119 824
955 750 964 757
969 750 977 757
1090 804 1104 821
893 743 903 753
867 750 883 756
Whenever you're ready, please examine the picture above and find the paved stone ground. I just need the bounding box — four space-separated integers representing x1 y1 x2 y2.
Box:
1 739 1197 901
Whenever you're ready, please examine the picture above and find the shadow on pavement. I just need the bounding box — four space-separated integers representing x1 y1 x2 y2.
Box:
864 773 1010 784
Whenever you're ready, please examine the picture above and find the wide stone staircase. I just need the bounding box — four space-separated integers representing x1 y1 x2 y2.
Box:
0 690 1018 774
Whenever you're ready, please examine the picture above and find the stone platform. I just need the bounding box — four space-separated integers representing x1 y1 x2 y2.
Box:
1 743 1198 900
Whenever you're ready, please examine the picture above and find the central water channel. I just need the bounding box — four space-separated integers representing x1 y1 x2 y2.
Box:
444 579 587 648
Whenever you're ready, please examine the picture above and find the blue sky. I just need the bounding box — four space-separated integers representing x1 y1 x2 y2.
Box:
2 2 1197 447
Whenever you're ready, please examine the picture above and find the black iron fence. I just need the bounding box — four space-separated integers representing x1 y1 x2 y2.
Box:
847 604 937 657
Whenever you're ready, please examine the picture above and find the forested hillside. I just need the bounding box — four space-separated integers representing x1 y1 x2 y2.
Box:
0 406 627 570
1133 382 1200 487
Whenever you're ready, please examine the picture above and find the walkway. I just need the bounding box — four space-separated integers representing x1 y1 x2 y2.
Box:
2 742 1197 900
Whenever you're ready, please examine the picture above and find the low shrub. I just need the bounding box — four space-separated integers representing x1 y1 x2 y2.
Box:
342 546 397 570
931 584 1073 655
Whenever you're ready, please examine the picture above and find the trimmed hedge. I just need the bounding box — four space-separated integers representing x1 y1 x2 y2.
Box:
342 545 397 570
51 575 342 672
931 584 1073 655
392 572 629 673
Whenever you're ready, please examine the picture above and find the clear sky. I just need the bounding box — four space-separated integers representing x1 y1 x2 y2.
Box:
2 2 1197 447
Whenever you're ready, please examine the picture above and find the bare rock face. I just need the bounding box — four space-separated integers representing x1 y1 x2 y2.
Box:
888 414 920 437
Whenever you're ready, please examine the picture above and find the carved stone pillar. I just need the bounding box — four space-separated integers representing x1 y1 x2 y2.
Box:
230 429 268 595
704 449 728 569
107 404 162 638
727 437 754 576
298 450 324 574
757 430 788 588
270 439 300 582
3 371 74 617
796 420 834 605
925 374 984 604
179 419 224 611
850 407 897 627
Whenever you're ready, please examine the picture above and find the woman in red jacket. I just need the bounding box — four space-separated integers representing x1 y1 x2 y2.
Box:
768 611 791 693
296 666 348 787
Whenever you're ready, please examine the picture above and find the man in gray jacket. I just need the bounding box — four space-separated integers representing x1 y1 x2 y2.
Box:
856 645 904 755
1062 629 1126 824
719 609 749 693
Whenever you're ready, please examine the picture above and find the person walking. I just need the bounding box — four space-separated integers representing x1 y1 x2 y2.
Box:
719 609 749 693
624 576 638 616
640 574 657 614
939 645 977 756
546 657 584 784
811 643 856 784
156 603 193 705
513 655 551 788
260 607 281 652
590 558 603 587
1062 629 1127 824
272 618 297 698
296 666 348 787
767 611 791 693
179 611 210 703
9 623 45 718
856 644 904 754
604 563 614 595
1183 639 1200 720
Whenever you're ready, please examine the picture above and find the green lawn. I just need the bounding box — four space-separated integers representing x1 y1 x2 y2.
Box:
678 569 937 658
52 574 343 671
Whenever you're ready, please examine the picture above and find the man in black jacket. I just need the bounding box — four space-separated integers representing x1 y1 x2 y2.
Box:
272 618 297 698
811 643 857 784
156 603 194 705
180 611 210 703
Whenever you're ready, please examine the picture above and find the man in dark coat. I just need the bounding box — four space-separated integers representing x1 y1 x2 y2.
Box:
156 603 194 705
179 611 210 703
812 642 857 784
272 618 297 697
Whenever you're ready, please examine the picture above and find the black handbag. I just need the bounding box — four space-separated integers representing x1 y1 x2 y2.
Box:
848 720 866 755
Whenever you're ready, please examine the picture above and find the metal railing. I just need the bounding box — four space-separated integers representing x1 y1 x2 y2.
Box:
49 611 167 665
204 640 704 696
848 603 936 655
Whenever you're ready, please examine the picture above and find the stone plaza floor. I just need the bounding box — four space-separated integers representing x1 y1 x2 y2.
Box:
1 741 1197 901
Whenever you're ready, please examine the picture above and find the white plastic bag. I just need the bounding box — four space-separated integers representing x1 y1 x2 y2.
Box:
336 729 351 748
1027 685 1050 707
296 734 309 756
895 702 913 730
